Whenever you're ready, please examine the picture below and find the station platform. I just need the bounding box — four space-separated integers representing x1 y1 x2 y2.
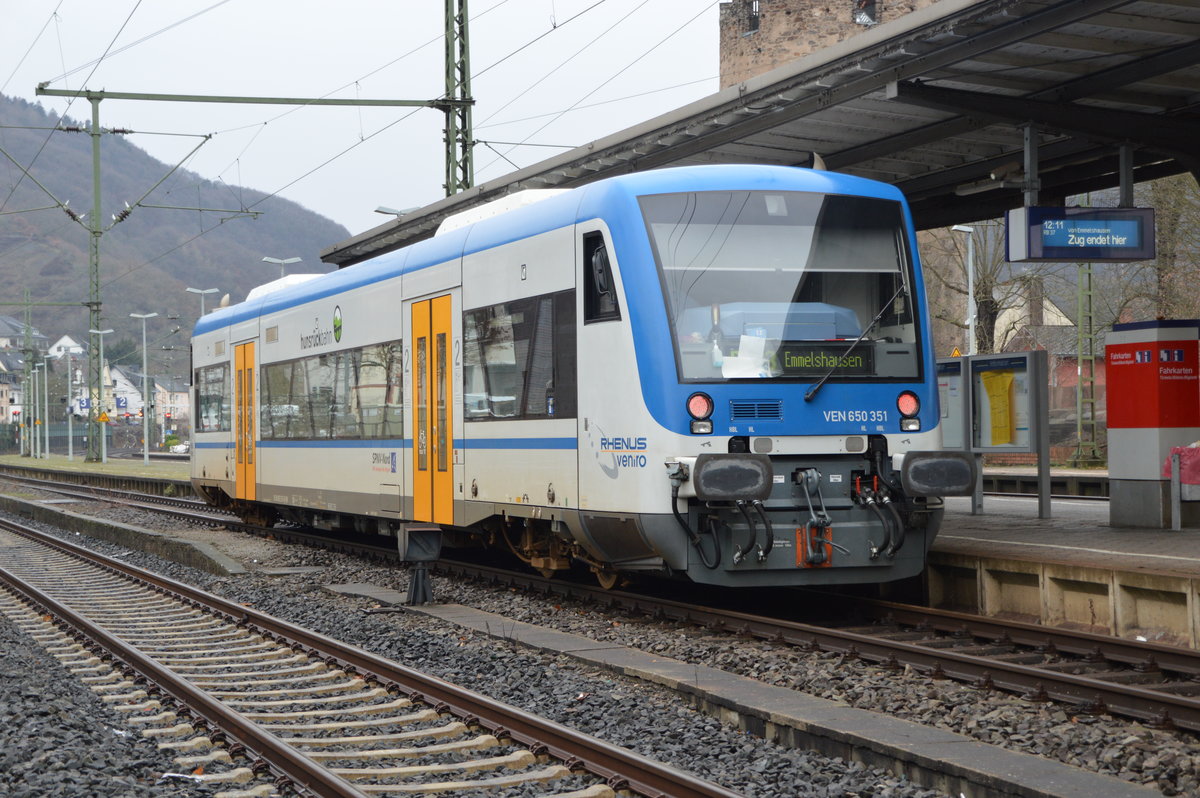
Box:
930 470 1200 649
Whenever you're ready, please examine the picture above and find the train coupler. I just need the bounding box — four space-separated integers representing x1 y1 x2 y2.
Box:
794 468 845 566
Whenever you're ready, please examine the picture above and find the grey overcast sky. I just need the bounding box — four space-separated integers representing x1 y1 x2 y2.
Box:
2 0 719 238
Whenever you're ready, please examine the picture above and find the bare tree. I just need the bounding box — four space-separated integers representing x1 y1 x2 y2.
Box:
919 174 1199 355
1149 174 1200 318
1072 174 1200 324
920 223 1070 354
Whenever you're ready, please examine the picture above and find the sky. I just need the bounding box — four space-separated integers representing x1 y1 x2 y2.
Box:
1 0 720 239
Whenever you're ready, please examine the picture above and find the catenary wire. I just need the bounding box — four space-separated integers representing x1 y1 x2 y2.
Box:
475 0 651 129
475 75 715 130
478 1 714 178
0 1 66 95
81 2 709 288
0 0 145 215
41 0 234 84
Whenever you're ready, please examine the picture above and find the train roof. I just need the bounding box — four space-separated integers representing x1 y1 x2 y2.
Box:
193 164 907 338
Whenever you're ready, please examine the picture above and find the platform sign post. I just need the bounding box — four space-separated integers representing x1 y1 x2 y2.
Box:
937 350 1051 518
936 358 983 514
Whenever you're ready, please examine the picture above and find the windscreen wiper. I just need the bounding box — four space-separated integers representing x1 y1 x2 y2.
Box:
803 283 907 402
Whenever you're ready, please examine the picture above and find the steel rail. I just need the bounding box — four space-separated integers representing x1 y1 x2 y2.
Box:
0 472 209 512
12 472 1200 730
0 519 742 798
0 560 371 798
860 599 1200 678
436 562 1200 731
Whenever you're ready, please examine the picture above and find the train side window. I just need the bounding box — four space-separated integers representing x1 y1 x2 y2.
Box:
463 288 576 421
552 290 577 418
583 231 620 323
258 339 402 441
195 364 231 432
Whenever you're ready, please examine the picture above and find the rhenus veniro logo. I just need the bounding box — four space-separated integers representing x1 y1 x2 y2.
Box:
600 436 648 469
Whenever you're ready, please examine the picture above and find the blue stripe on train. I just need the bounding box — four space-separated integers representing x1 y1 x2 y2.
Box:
197 438 578 450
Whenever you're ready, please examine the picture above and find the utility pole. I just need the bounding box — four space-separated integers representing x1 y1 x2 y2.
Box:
86 97 103 462
1070 261 1103 466
3 294 84 456
36 85 469 460
131 312 158 466
19 12 475 457
22 294 34 458
445 0 475 195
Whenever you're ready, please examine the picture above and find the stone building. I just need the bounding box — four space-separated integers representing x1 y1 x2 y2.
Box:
719 0 937 88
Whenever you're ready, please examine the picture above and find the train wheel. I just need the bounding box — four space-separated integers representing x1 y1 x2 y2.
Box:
538 567 557 579
594 569 620 590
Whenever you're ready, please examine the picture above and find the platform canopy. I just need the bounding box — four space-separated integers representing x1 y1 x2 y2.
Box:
323 0 1200 267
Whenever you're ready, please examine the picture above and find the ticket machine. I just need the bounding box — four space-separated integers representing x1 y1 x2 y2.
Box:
1106 320 1200 527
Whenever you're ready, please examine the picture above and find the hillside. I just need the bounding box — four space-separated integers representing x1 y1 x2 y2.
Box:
0 93 349 362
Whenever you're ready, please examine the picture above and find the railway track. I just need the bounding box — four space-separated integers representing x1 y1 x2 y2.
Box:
7 470 1200 735
438 564 1200 732
0 517 741 798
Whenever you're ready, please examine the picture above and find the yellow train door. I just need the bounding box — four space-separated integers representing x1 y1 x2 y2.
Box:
234 341 256 502
412 295 453 524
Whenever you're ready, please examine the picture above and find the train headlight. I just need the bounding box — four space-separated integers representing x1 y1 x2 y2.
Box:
897 391 921 431
687 392 713 434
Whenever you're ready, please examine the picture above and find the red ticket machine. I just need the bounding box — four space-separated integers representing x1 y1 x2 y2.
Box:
1107 320 1200 527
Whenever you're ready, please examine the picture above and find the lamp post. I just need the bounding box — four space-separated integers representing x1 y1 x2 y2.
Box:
374 206 419 217
66 353 74 461
186 286 219 316
130 312 158 465
262 256 301 279
952 224 977 355
42 355 51 459
89 328 114 464
30 363 41 458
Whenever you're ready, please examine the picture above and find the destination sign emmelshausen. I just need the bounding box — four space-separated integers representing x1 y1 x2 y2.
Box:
778 343 874 376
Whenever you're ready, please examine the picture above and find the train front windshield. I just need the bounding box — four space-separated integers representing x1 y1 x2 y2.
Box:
641 190 920 383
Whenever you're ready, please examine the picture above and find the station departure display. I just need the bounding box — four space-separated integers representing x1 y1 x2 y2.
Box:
1006 206 1155 263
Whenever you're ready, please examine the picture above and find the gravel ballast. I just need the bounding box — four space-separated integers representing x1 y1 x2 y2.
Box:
0 607 218 798
1 505 945 798
4 488 1200 795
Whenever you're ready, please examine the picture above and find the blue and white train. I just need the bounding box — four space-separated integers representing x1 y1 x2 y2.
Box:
191 164 972 588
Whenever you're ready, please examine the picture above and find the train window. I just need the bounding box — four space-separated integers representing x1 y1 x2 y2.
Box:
640 190 919 383
259 339 403 441
463 289 577 421
583 232 620 323
196 365 229 433
436 333 448 472
416 337 427 469
357 342 404 438
194 364 230 432
552 291 577 418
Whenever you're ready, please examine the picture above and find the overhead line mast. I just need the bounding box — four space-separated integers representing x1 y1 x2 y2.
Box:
34 6 477 460
446 0 475 194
